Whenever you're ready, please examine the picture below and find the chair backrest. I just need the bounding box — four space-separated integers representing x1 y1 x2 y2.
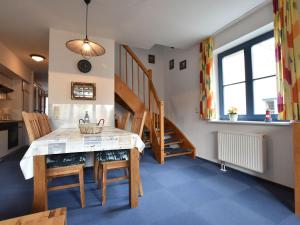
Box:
117 111 131 130
36 113 52 136
22 112 42 144
131 111 147 137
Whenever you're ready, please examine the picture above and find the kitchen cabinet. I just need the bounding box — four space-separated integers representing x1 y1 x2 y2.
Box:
0 130 8 158
0 121 21 158
0 122 18 149
8 122 18 148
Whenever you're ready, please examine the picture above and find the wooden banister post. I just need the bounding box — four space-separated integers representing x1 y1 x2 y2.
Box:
119 45 122 78
148 69 152 112
147 69 152 80
126 52 128 84
160 101 165 163
147 69 153 147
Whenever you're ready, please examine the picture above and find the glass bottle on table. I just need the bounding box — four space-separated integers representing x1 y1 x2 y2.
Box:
84 111 90 123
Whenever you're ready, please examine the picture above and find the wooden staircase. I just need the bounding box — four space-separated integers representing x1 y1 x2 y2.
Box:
115 45 196 164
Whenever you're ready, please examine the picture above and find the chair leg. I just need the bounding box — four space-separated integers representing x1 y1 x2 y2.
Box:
101 165 107 206
124 168 128 176
97 162 103 190
137 170 144 197
79 167 85 208
94 159 99 182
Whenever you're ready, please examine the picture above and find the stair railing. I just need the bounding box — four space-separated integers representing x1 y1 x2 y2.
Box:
119 45 164 163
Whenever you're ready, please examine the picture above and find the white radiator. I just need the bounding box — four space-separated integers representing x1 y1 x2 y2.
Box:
217 131 266 173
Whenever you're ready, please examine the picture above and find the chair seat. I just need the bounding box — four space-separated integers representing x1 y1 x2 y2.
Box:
96 150 129 162
47 153 86 168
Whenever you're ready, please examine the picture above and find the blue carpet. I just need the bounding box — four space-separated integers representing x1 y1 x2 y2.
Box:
0 149 300 225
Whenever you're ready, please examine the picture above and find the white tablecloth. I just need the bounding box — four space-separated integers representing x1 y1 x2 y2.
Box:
20 127 145 180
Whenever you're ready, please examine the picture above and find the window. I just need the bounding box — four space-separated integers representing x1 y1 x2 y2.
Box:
45 97 48 115
218 31 277 121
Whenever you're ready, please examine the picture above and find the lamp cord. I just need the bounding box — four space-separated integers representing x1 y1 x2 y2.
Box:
85 1 88 39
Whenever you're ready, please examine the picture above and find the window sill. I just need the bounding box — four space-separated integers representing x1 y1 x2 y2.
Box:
208 120 292 126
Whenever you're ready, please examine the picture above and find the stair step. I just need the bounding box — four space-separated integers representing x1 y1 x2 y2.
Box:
160 129 175 135
143 136 150 141
144 140 151 145
164 138 183 146
144 129 175 136
143 129 150 134
164 148 193 157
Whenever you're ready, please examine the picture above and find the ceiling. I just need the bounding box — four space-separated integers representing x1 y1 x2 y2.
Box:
0 0 269 84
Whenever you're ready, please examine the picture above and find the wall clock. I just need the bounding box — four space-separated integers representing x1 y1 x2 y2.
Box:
77 59 92 73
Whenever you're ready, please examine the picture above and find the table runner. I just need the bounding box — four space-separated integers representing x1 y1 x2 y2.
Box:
20 127 145 179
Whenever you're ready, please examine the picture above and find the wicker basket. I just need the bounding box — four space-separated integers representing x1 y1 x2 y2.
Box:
79 119 105 134
79 123 102 134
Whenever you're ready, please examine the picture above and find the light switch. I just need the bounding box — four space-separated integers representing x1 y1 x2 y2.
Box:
53 106 60 120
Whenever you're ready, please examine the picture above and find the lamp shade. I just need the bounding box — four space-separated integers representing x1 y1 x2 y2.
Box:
66 38 105 59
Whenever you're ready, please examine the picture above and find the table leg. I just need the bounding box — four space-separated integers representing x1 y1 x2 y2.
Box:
129 148 139 208
32 155 48 212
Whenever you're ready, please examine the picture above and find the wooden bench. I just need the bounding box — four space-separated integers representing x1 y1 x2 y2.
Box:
0 207 67 225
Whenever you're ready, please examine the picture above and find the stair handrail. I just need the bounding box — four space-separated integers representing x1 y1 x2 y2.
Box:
121 45 162 109
122 45 149 77
120 44 165 163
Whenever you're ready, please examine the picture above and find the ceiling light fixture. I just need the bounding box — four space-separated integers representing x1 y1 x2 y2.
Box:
66 0 105 59
30 54 45 62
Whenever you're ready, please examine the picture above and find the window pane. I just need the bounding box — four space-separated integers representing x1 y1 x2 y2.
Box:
252 37 276 79
222 50 245 85
224 83 247 115
253 76 278 114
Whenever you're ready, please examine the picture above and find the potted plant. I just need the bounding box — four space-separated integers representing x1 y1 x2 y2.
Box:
228 107 238 121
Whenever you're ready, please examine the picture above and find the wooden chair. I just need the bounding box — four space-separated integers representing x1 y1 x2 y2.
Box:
131 111 147 137
94 111 131 180
96 111 147 205
36 113 52 136
0 207 67 225
22 112 86 208
22 112 42 144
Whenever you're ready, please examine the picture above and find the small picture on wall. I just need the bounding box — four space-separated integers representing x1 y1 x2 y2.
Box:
180 60 187 70
71 82 96 100
148 54 155 64
169 59 174 70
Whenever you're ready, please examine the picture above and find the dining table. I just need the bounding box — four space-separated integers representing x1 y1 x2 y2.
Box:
20 126 145 212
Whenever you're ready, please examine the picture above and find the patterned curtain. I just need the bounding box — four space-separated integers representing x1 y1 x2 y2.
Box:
273 0 300 120
199 37 215 120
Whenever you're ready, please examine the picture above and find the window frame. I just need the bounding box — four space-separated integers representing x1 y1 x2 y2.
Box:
218 31 277 121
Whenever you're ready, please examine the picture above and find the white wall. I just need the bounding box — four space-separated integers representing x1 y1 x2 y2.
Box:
160 2 296 188
214 2 273 49
163 44 293 188
48 29 115 128
0 41 32 83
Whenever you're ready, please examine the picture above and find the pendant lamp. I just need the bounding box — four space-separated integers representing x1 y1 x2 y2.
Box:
66 0 105 59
